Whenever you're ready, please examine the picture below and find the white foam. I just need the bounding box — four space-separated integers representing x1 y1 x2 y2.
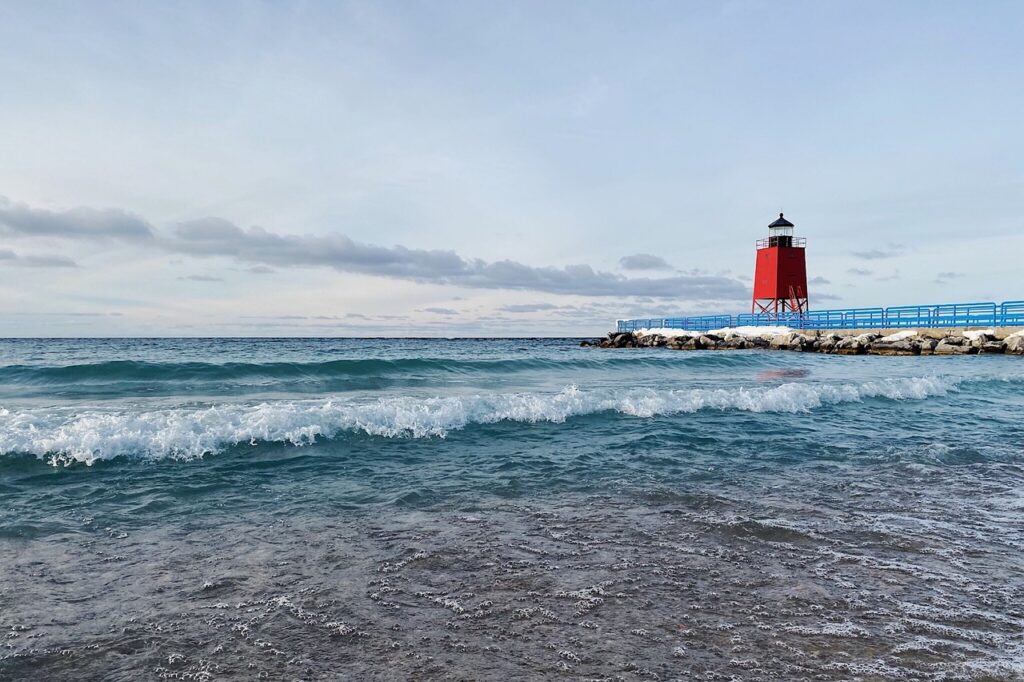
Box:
0 377 958 465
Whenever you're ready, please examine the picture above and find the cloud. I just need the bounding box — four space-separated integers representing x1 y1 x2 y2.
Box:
852 243 904 260
163 217 748 299
245 265 275 274
1 197 750 300
177 274 224 282
22 255 78 268
0 197 153 241
418 307 459 315
934 271 965 284
813 293 843 301
498 303 562 313
808 276 831 285
241 314 308 320
619 253 673 271
11 311 123 317
0 248 78 267
846 267 873 276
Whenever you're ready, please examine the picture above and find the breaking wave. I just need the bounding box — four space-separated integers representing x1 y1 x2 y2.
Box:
0 376 958 465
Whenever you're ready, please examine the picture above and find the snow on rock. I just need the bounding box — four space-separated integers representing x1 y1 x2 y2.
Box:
879 330 918 343
636 325 792 339
963 329 996 341
634 327 700 339
714 325 793 337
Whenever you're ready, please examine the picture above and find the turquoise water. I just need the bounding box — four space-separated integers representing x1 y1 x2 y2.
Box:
1 339 1022 680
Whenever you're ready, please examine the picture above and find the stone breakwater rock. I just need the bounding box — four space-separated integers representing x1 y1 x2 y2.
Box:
587 329 1024 356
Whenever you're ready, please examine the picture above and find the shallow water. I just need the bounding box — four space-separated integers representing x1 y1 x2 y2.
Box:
1 338 1022 680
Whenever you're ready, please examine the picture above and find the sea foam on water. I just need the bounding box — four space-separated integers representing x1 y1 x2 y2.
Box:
0 376 959 465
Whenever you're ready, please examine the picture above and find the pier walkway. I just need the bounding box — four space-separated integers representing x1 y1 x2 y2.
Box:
616 300 1024 333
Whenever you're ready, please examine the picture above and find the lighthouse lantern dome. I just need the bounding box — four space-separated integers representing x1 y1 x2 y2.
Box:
768 212 795 238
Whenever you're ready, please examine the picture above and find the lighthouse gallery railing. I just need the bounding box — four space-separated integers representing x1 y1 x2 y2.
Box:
616 300 1024 333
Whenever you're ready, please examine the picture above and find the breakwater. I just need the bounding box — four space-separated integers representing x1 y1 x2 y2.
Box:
616 299 1024 333
587 327 1024 355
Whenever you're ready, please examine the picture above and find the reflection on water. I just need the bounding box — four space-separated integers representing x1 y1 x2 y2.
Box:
757 368 811 381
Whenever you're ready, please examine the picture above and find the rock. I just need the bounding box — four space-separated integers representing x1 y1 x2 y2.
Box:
592 325 1024 356
869 336 921 356
579 340 591 347
834 336 865 355
769 333 796 350
609 332 637 348
1005 335 1024 355
816 334 841 353
934 340 975 355
794 334 816 352
855 333 882 345
968 333 996 349
721 337 748 350
638 334 666 348
698 335 720 349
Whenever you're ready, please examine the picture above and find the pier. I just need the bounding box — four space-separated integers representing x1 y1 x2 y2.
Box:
616 300 1024 334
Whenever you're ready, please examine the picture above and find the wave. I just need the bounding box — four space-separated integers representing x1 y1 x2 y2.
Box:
0 353 762 385
0 377 959 465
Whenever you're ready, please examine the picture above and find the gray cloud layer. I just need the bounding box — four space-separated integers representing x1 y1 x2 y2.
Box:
619 253 672 271
177 274 224 282
0 197 154 241
0 248 77 268
166 218 747 299
852 243 904 260
0 197 749 300
934 271 965 284
499 303 561 313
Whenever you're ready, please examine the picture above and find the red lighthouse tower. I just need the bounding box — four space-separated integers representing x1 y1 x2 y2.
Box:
752 212 808 316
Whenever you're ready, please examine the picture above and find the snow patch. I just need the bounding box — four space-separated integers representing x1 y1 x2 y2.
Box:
635 325 792 339
963 329 995 341
879 331 918 343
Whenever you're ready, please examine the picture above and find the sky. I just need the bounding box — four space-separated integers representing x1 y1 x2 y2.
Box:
1 1 1022 337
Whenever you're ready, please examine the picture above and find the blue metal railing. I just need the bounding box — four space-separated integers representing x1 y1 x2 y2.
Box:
616 300 1024 333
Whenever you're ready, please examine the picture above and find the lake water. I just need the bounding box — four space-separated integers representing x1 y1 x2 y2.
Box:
1 338 1022 680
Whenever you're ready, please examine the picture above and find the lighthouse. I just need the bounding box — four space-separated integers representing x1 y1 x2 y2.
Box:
752 212 808 316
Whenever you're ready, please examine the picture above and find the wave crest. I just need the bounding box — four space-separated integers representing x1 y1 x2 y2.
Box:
0 377 956 465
